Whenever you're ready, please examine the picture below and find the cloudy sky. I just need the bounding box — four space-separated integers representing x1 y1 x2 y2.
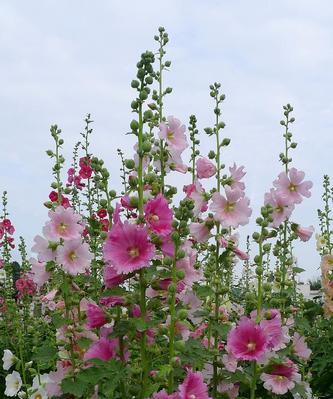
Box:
1 0 332 280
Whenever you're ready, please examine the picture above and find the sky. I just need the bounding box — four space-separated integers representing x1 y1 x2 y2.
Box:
1 0 333 280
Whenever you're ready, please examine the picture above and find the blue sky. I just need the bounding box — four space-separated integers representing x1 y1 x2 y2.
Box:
1 0 333 279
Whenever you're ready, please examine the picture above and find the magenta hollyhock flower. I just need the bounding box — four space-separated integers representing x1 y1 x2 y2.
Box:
32 235 57 262
292 332 311 360
44 206 84 241
196 157 216 179
228 163 246 192
99 295 125 307
84 337 118 362
227 317 268 361
56 239 93 275
151 390 179 399
273 167 313 204
30 258 50 287
103 222 155 274
296 225 314 242
86 303 107 329
103 265 124 288
178 370 211 399
210 187 252 228
264 188 295 228
260 359 301 395
159 116 188 153
144 194 173 236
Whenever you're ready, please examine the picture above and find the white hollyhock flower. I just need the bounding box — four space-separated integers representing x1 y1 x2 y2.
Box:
2 349 16 370
5 371 22 397
29 387 48 399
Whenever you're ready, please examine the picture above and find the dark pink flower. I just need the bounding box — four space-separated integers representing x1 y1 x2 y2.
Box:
103 265 124 288
103 222 155 274
144 194 173 236
196 157 216 179
227 317 267 361
99 295 125 307
84 337 118 362
86 303 107 329
178 370 211 399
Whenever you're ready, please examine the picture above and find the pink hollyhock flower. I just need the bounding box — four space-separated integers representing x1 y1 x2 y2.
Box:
228 163 246 191
57 239 93 275
84 337 118 362
218 382 239 399
273 168 313 204
103 265 124 288
45 361 70 397
30 258 50 287
161 237 175 257
113 203 123 225
178 370 211 399
292 332 311 360
103 222 155 274
210 187 252 228
177 241 202 286
43 206 84 241
220 235 249 260
260 317 286 350
184 181 208 216
144 194 173 236
32 235 57 262
296 225 314 242
86 303 107 329
120 195 135 210
99 295 125 307
196 157 216 179
159 116 188 153
222 352 238 373
227 317 267 361
152 390 179 399
260 359 301 395
189 221 211 243
264 189 294 228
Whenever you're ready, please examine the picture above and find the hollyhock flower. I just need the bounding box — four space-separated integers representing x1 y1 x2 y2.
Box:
227 317 267 361
222 352 238 373
79 156 93 179
218 382 239 399
316 233 327 251
184 181 208 216
103 222 155 274
264 189 295 228
196 157 216 179
168 150 188 173
260 317 287 350
177 241 202 286
292 332 311 360
159 116 188 153
2 349 16 370
43 206 84 241
99 295 125 307
273 168 313 204
32 235 57 262
189 221 211 243
144 194 173 236
103 265 124 288
152 390 179 399
220 235 249 260
5 371 22 397
86 303 107 329
228 163 246 191
30 258 50 287
49 190 59 202
57 239 93 275
84 337 118 362
210 187 252 228
178 370 211 399
295 225 314 242
260 359 301 395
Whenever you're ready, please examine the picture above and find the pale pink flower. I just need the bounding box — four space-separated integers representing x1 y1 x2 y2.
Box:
32 235 57 262
86 303 107 329
159 116 188 153
260 317 286 350
296 225 314 242
144 194 173 236
103 222 155 274
227 317 267 361
196 157 216 179
210 187 252 228
273 168 313 204
260 359 301 395
43 206 84 241
176 241 202 286
45 361 70 397
228 163 246 191
292 332 311 360
151 390 179 399
57 239 93 275
178 370 211 399
184 181 208 216
220 235 249 260
218 382 239 399
189 222 210 242
264 189 294 227
222 352 238 373
30 258 50 287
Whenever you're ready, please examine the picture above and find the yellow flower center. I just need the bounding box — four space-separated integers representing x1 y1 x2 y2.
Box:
128 247 139 258
167 130 174 140
289 183 297 192
150 214 159 222
276 206 284 213
68 251 77 261
275 375 285 381
57 222 68 232
35 395 42 399
247 341 256 351
225 202 235 212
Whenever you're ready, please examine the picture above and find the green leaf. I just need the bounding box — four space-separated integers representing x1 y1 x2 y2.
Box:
61 377 88 397
32 344 57 363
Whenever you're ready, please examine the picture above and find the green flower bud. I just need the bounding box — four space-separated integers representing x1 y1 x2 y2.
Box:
130 120 139 131
177 309 188 320
125 159 135 169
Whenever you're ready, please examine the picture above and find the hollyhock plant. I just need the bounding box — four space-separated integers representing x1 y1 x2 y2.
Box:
56 239 93 275
210 187 252 228
159 116 188 153
196 157 216 179
227 317 268 361
43 206 84 241
103 222 155 274
144 194 173 236
273 167 313 204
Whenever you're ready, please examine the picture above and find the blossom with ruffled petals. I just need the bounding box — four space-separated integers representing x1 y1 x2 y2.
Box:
273 168 312 204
